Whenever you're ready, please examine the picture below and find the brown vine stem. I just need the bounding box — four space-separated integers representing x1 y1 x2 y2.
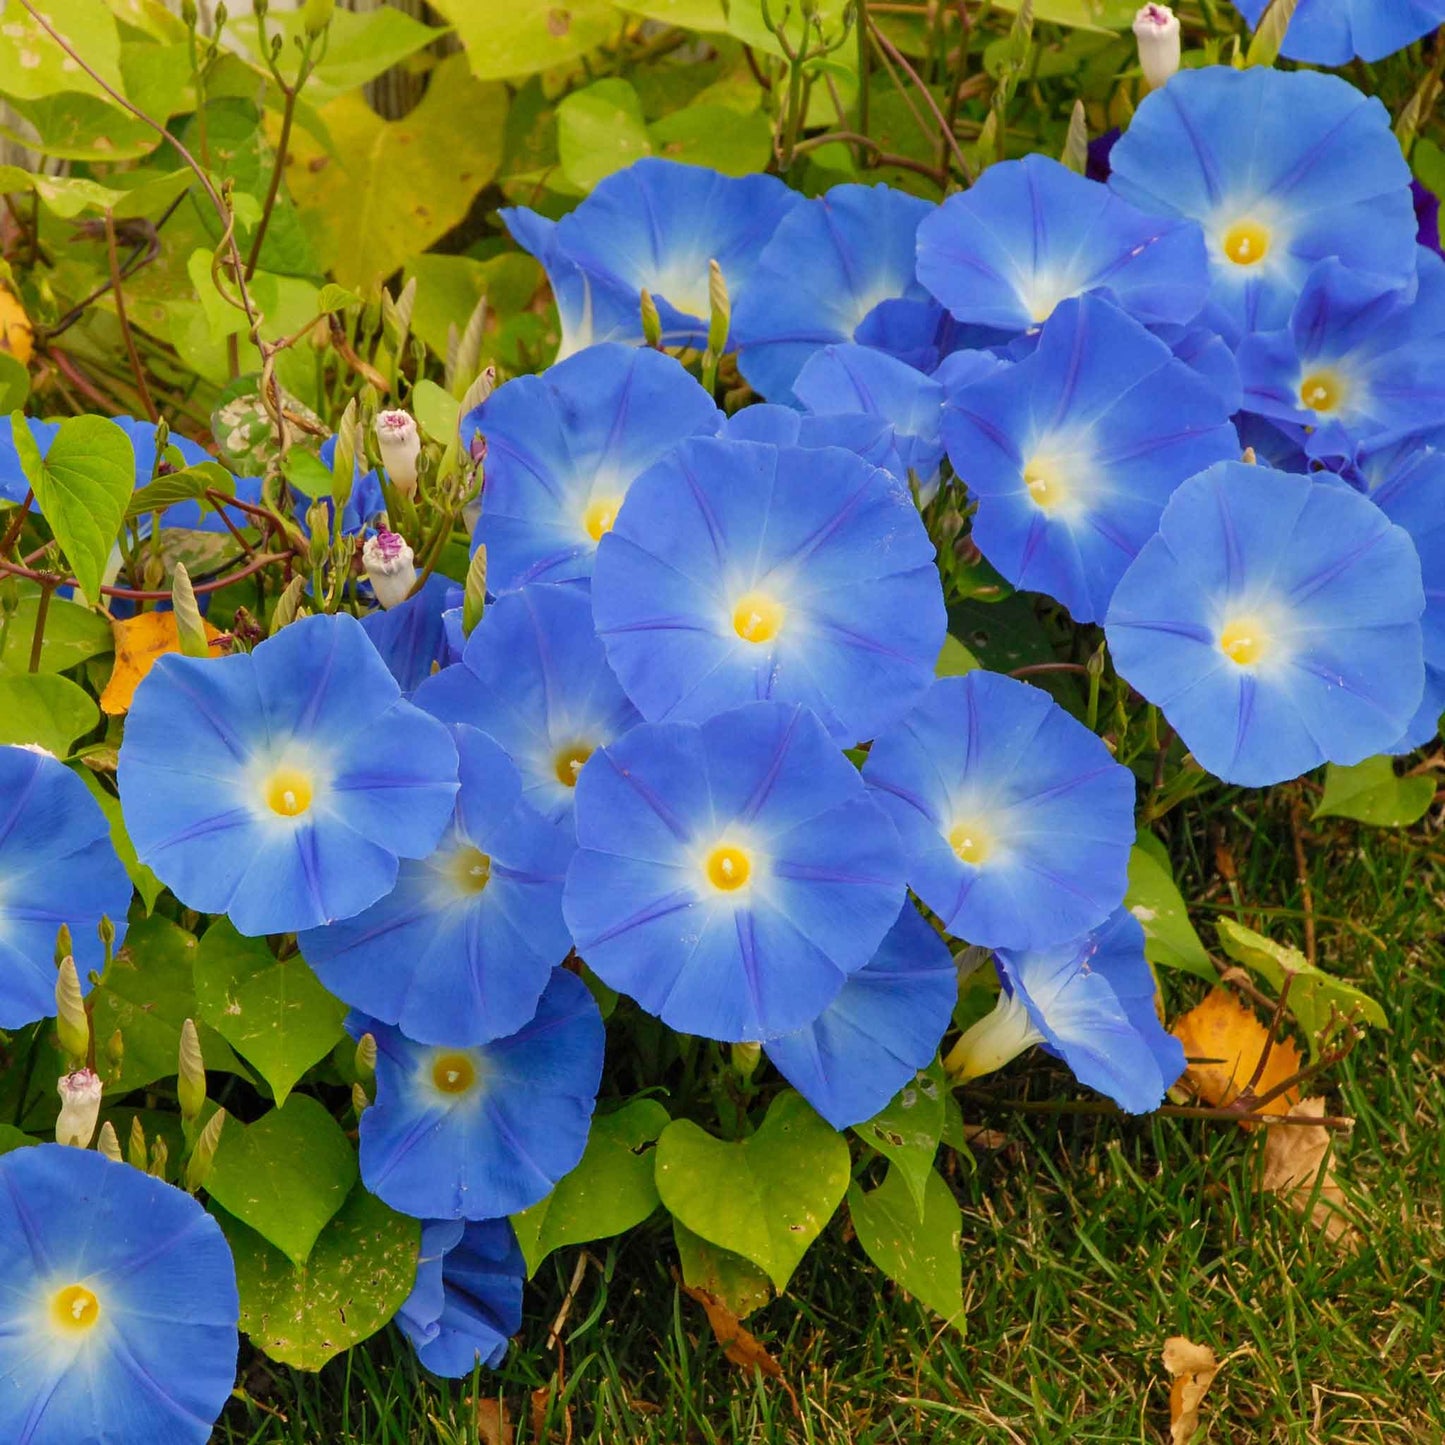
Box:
103 210 157 423
0 491 33 558
868 17 976 183
0 549 286 601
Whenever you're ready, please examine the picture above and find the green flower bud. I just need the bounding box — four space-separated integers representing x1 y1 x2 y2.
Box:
53 924 71 968
351 1081 369 1117
640 289 662 350
301 0 334 36
96 1120 122 1163
177 1018 206 1124
128 1116 147 1171
148 1136 169 1180
730 1041 762 1079
54 956 89 1064
706 258 730 361
172 563 211 658
185 1108 227 1192
354 1031 377 1084
105 1028 124 1078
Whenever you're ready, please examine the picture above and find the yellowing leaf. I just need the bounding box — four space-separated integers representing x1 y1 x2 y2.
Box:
0 284 34 365
1260 1098 1358 1246
1170 987 1301 1123
1162 1336 1219 1445
279 55 506 293
101 609 223 715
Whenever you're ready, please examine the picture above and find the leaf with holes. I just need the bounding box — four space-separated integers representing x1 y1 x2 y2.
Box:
853 1063 945 1220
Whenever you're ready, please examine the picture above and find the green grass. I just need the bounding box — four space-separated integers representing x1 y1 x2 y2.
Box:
217 788 1445 1444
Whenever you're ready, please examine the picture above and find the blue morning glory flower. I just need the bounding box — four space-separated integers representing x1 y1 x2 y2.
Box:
1105 460 1426 786
862 672 1136 952
0 1144 239 1444
396 1219 524 1378
1108 66 1418 341
564 701 908 1042
299 726 572 1047
1356 433 1445 747
941 294 1239 623
467 342 720 594
951 908 1184 1114
352 966 605 1220
0 417 58 505
1237 252 1445 464
499 206 646 359
1233 0 1445 64
0 746 132 1030
591 436 946 746
916 154 1209 335
506 159 800 353
733 183 934 402
723 403 905 478
762 903 957 1130
414 583 641 827
793 344 947 494
360 574 462 696
118 612 459 936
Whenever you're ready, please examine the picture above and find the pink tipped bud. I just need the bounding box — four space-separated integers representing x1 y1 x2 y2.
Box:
56 1069 103 1148
374 409 421 498
363 528 417 610
1133 4 1180 91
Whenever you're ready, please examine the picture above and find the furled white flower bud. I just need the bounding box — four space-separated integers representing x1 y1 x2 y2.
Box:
362 528 417 610
374 409 421 498
1133 4 1181 91
944 990 1043 1083
56 1069 103 1148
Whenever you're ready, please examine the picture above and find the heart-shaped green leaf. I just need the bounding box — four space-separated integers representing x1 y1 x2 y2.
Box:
512 1098 669 1275
853 1063 946 1221
206 1093 357 1265
655 1090 849 1292
13 413 135 605
194 921 348 1106
849 1164 963 1323
1313 756 1437 829
217 1183 419 1371
0 673 98 756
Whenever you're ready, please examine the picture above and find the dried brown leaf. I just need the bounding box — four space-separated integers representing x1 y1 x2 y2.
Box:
1162 1335 1218 1445
1261 1097 1358 1246
474 1397 513 1445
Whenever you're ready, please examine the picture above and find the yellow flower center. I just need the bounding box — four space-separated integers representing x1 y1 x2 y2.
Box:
1221 220 1270 267
448 846 492 895
582 496 621 542
1219 617 1267 667
1023 458 1067 512
732 592 785 645
553 742 594 787
705 845 752 892
948 820 993 866
1298 370 1345 414
265 767 313 818
430 1050 479 1096
51 1284 101 1333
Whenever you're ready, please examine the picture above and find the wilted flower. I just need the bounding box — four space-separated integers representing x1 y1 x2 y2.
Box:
375 409 421 498
0 746 131 1030
397 1219 525 1377
352 967 604 1220
564 702 908 1041
118 613 459 935
363 527 418 610
1132 4 1180 90
55 1069 103 1148
0 1145 239 1443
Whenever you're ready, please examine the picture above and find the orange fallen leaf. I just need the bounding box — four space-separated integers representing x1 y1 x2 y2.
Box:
101 610 224 715
677 1275 799 1415
473 1397 513 1445
0 283 33 366
1171 987 1301 1124
1162 1335 1219 1445
1261 1097 1358 1246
